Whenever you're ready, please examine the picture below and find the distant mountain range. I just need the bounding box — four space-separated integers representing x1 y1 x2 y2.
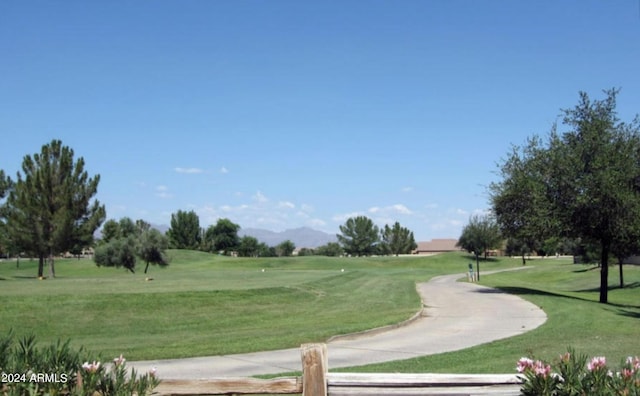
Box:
239 227 338 248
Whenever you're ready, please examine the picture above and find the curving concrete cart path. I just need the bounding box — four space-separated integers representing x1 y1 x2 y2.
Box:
131 269 546 379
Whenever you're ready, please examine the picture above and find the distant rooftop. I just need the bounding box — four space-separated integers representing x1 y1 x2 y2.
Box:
413 239 461 254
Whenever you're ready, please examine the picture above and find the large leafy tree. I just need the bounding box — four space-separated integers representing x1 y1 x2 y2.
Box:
205 218 240 254
3 140 105 278
456 214 502 280
491 89 640 303
275 240 296 257
379 221 417 256
337 216 380 256
167 210 201 250
237 236 260 257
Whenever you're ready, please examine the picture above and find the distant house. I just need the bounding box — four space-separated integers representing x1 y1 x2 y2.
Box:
413 239 462 255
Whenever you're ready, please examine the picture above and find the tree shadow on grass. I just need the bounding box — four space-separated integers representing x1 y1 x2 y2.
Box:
616 308 640 319
574 281 640 294
461 254 501 263
572 265 600 273
481 285 640 312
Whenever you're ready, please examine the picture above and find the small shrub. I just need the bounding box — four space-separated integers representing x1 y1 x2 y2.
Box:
517 348 640 396
0 331 159 395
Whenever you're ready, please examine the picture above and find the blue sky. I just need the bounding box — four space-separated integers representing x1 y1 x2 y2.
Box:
1 1 639 241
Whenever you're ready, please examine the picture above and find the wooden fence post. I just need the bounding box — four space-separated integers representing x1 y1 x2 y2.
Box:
301 343 328 396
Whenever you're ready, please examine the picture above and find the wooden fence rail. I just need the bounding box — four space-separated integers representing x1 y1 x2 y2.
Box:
154 344 522 396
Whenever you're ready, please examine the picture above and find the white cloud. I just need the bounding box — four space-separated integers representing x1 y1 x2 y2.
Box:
253 191 268 203
369 204 412 216
220 167 229 174
155 185 172 199
455 208 469 216
401 186 413 192
391 204 412 215
278 201 295 209
174 167 204 174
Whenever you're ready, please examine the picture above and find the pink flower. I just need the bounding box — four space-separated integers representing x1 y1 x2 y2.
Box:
533 360 551 377
517 357 534 373
113 354 126 367
82 361 101 373
621 368 634 380
149 367 157 378
560 352 571 363
587 356 606 371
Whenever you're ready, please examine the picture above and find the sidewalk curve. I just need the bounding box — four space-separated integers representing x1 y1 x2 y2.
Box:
131 269 546 379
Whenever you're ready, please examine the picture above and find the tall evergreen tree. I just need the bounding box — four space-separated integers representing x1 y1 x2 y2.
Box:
4 140 105 278
380 222 417 256
166 210 201 249
337 216 380 256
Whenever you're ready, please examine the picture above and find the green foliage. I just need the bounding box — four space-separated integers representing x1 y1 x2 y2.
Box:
137 229 169 274
379 221 417 256
275 240 296 257
2 140 106 278
0 331 159 396
205 218 240 254
166 210 201 250
518 350 640 396
457 214 502 278
315 242 344 257
94 236 138 273
297 247 315 256
493 89 640 303
100 219 120 244
95 219 169 274
337 216 380 256
118 217 137 239
237 236 260 257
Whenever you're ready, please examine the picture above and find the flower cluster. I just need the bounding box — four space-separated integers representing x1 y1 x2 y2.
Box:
0 332 161 396
517 350 640 396
81 360 101 373
587 356 606 372
79 354 160 395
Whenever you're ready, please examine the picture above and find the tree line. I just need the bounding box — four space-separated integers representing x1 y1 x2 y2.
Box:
160 210 417 257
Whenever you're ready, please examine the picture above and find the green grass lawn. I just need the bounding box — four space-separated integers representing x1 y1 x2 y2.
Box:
0 251 461 360
1 252 638 375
